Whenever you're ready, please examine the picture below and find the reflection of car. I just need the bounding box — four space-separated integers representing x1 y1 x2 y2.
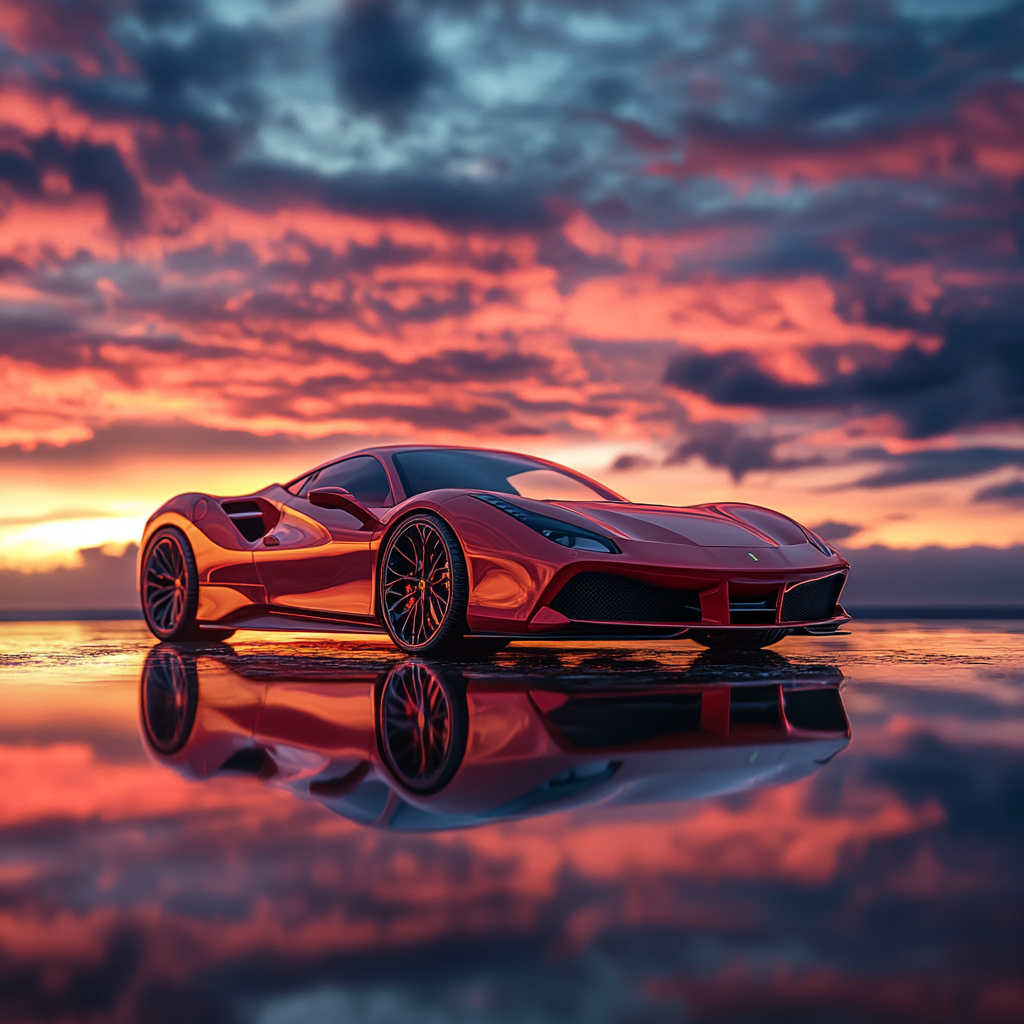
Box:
138 446 851 653
140 645 850 831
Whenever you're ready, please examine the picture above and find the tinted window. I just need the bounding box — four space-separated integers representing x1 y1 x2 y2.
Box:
392 450 609 501
285 473 313 496
301 456 392 506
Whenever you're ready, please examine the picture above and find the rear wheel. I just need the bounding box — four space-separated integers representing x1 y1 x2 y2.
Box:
142 528 200 640
141 527 234 641
380 514 469 656
140 645 199 754
688 628 788 650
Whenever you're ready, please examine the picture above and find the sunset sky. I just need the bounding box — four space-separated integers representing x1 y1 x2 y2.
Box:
1 0 1022 594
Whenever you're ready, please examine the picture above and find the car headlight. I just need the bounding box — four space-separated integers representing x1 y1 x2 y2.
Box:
472 494 620 553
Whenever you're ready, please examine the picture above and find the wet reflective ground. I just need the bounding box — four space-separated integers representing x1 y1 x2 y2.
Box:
1 623 1022 1024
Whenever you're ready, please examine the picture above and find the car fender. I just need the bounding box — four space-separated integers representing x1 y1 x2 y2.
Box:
369 496 462 622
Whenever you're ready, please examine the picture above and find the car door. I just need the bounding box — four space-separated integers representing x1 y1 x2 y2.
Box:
254 455 393 618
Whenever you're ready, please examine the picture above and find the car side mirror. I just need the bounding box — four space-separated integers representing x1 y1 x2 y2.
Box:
307 487 381 528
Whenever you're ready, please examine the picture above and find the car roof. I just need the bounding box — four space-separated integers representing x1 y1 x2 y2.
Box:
284 444 624 501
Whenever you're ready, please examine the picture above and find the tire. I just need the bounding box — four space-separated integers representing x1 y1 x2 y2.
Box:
377 662 468 794
140 645 199 754
379 513 470 656
688 628 789 651
141 527 202 640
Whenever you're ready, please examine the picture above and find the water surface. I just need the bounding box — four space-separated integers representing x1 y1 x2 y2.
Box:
1 622 1021 1023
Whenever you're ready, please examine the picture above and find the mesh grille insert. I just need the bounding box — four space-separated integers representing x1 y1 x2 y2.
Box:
781 573 845 622
550 572 701 624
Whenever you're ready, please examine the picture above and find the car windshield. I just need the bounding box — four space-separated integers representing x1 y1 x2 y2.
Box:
391 450 615 502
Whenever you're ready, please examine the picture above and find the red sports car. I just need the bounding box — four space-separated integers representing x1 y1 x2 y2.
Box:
138 445 850 653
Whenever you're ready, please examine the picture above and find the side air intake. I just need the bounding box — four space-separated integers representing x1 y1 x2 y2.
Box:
781 573 845 622
550 572 701 624
221 501 267 542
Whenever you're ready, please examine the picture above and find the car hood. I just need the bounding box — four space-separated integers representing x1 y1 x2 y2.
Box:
549 501 823 549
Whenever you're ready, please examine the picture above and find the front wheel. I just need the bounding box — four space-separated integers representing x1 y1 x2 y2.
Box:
688 628 789 650
380 514 470 656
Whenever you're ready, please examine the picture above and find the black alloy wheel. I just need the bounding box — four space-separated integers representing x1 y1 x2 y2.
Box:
141 527 233 641
140 645 199 755
689 628 789 650
142 527 199 640
378 662 468 793
380 514 469 655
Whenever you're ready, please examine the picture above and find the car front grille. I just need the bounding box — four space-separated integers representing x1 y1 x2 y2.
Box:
550 572 702 624
781 573 845 622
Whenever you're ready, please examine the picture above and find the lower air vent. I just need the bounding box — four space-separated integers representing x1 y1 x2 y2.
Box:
221 501 266 542
550 572 701 624
729 590 779 624
781 573 845 622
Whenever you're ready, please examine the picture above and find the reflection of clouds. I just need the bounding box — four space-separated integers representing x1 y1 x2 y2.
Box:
0 730 1005 1020
0 621 1022 1020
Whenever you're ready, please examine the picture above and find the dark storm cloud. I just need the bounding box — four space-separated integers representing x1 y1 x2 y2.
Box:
810 521 861 543
665 310 1024 439
0 134 144 233
8 0 1024 242
332 0 435 117
610 453 654 472
209 163 552 230
665 421 824 482
851 447 1024 488
973 479 1024 503
0 313 216 379
0 315 119 370
4 0 1020 223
